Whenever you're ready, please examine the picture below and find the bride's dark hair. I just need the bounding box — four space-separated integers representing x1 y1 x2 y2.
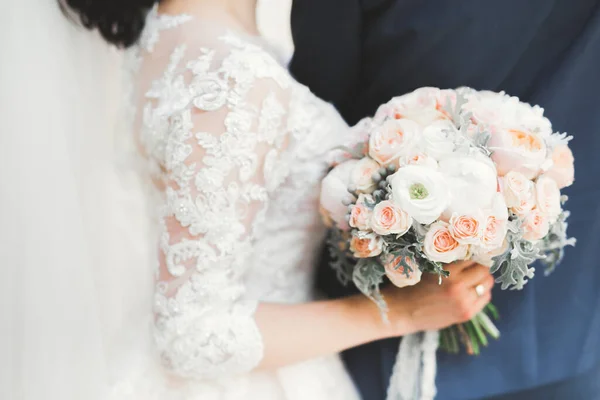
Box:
59 0 159 48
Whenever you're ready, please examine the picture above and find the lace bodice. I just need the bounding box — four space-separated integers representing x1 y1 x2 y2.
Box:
130 8 350 382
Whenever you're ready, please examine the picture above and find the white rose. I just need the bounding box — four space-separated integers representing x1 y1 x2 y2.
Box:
350 157 380 193
423 221 469 263
374 87 454 126
438 151 498 217
466 91 553 136
499 171 535 208
398 153 439 170
488 128 547 179
420 120 458 159
535 175 562 222
368 119 421 165
389 165 451 225
472 239 509 268
370 200 413 236
319 160 358 230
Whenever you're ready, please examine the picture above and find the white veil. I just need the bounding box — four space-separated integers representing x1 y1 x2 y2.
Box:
0 1 294 399
0 1 154 399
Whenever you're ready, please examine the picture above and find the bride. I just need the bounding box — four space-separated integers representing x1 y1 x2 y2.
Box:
5 0 493 398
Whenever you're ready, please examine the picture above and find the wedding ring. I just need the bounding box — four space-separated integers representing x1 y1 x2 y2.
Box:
475 284 485 297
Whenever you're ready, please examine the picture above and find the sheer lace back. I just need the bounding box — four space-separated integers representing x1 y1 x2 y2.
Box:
128 6 351 391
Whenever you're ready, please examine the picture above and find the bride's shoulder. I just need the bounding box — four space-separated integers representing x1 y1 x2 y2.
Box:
135 8 292 91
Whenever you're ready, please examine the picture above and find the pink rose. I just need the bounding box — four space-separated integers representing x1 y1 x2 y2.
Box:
480 194 509 250
449 213 485 245
502 174 536 218
535 175 562 223
522 209 550 242
350 232 383 258
368 119 421 166
488 128 547 179
545 145 575 189
423 221 469 263
350 157 380 193
500 171 535 208
349 194 375 230
370 200 412 236
320 160 359 230
383 254 422 288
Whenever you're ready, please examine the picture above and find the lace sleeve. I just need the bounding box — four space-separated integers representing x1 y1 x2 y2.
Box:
141 35 293 380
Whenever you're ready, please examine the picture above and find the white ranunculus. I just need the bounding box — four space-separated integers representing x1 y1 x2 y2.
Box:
438 151 498 218
389 165 451 225
319 160 358 230
420 120 458 159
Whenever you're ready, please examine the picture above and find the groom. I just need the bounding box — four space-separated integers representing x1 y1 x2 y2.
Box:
290 0 600 399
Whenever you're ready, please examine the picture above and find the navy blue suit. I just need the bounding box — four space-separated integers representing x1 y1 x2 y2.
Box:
290 1 600 399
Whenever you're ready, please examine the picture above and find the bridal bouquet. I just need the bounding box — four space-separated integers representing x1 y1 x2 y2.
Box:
320 87 575 354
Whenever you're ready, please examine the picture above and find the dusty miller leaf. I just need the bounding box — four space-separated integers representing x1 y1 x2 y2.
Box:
490 218 538 290
537 211 576 275
352 259 387 315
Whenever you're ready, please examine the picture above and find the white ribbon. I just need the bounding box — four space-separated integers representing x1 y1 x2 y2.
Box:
386 330 439 400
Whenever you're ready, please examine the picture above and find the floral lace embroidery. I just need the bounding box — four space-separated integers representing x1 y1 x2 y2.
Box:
135 14 351 386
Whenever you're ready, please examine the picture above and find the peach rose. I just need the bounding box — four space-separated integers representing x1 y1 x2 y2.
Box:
488 128 547 179
545 145 575 189
535 175 561 222
423 221 469 263
350 157 380 193
522 209 550 242
350 232 383 258
383 254 422 288
370 200 412 236
349 194 375 230
449 213 485 245
500 171 534 208
368 119 421 166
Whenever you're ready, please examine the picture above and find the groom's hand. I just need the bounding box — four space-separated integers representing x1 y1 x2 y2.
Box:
382 261 494 337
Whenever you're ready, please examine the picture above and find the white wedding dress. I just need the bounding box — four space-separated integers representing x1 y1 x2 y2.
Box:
109 5 361 400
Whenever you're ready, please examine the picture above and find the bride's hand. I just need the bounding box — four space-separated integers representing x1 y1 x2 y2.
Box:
380 260 494 337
